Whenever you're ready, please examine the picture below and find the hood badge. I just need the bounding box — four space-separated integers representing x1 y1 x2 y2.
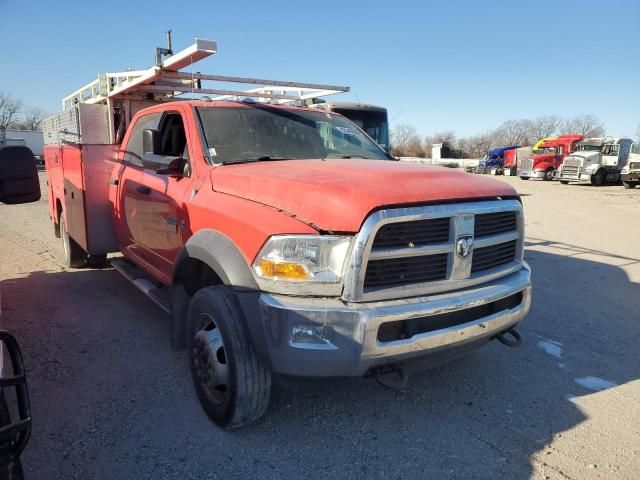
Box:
456 235 474 258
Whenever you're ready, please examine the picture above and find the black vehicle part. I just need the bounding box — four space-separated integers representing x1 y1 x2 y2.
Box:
369 363 408 390
60 212 87 268
495 328 522 348
187 286 271 428
0 332 31 468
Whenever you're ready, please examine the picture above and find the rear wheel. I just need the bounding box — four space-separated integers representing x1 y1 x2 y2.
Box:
623 181 637 189
87 254 108 268
543 168 554 181
591 169 606 186
60 212 86 268
187 286 271 429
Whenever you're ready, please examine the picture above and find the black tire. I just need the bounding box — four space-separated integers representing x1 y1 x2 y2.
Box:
623 181 637 189
87 254 108 268
60 212 86 268
187 286 271 429
0 393 24 480
543 168 554 181
520 176 529 181
560 180 570 185
591 170 606 187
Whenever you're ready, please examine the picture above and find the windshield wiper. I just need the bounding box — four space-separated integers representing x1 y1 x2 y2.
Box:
337 155 368 159
223 156 293 165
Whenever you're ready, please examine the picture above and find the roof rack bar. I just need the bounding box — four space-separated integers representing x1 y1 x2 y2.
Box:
163 72 349 93
138 85 306 101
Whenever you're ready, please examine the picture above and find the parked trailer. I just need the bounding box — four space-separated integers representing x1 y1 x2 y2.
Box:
518 134 583 181
43 36 531 429
620 143 640 189
503 147 533 176
557 137 633 186
475 146 519 174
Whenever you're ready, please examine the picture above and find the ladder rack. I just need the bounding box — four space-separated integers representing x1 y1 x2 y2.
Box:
61 38 349 110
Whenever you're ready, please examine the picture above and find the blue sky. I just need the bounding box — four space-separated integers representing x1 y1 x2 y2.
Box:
1 0 638 137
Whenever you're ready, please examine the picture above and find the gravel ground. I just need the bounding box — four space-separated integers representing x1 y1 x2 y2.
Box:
1 173 639 480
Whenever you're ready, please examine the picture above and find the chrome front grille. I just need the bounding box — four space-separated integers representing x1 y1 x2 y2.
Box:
343 200 525 302
519 158 533 173
630 162 640 170
561 165 580 178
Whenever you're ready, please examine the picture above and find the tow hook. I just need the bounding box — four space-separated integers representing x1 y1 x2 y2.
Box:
495 327 522 348
369 363 408 390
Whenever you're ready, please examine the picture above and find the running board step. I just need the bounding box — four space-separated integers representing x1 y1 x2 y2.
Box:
111 258 170 314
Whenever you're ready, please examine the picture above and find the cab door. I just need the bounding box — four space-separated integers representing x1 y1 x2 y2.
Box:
128 108 195 284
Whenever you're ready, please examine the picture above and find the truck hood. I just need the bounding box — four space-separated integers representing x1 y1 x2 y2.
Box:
210 159 518 232
565 152 601 165
530 153 555 167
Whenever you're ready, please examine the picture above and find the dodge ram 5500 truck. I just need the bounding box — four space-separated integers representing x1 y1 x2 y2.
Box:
43 38 532 428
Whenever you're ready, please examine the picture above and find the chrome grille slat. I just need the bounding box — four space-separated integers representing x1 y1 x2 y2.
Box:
342 200 525 302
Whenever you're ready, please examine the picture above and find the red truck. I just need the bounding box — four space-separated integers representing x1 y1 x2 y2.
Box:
43 39 532 428
518 134 583 181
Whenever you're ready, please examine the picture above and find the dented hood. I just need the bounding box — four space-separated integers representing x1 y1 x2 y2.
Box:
210 159 518 232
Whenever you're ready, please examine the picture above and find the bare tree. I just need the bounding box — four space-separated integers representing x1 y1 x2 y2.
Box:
528 115 561 141
495 119 533 146
0 93 23 128
562 114 605 138
18 106 47 131
390 123 419 157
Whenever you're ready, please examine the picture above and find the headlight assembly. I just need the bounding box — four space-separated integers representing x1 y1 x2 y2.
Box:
253 235 353 295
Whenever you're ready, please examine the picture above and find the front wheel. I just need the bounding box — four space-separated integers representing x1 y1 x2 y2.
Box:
543 168 554 181
519 176 529 181
591 170 606 187
623 181 637 189
188 286 271 429
60 212 87 268
560 180 570 185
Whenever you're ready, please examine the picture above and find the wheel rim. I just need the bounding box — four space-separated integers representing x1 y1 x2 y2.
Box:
192 313 230 406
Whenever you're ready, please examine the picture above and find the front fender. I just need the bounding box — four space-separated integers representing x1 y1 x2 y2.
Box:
173 229 259 291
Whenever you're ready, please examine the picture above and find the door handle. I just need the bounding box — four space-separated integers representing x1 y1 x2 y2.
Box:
136 185 151 195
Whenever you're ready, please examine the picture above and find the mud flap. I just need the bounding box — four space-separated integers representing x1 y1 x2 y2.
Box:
170 285 190 351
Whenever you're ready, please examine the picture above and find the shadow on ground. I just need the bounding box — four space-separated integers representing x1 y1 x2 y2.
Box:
1 242 638 479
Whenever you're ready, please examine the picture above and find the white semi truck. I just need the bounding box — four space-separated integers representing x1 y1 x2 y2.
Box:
557 137 633 186
620 143 640 189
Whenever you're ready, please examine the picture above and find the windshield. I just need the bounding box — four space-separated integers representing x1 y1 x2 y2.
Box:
576 143 602 152
632 143 640 155
331 108 389 150
602 144 619 156
197 105 389 164
532 147 557 154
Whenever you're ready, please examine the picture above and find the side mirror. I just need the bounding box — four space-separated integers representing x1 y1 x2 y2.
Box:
0 146 41 205
141 154 184 176
0 332 31 463
142 129 161 155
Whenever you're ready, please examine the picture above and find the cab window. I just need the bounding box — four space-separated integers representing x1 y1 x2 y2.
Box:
123 112 162 166
157 112 190 176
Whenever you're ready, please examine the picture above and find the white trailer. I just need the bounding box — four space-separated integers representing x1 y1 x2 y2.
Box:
620 143 640 189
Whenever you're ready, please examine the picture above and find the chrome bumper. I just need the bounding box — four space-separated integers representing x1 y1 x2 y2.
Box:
256 264 532 376
518 170 544 178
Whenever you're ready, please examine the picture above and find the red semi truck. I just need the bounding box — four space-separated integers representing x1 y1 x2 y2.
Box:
43 39 532 428
518 134 583 181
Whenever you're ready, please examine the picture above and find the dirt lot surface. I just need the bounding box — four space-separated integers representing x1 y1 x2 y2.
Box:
1 173 639 479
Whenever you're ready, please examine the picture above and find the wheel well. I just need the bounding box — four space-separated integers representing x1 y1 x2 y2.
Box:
174 257 224 296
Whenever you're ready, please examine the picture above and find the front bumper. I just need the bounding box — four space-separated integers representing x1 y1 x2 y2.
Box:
518 170 544 178
249 265 531 377
622 172 640 182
